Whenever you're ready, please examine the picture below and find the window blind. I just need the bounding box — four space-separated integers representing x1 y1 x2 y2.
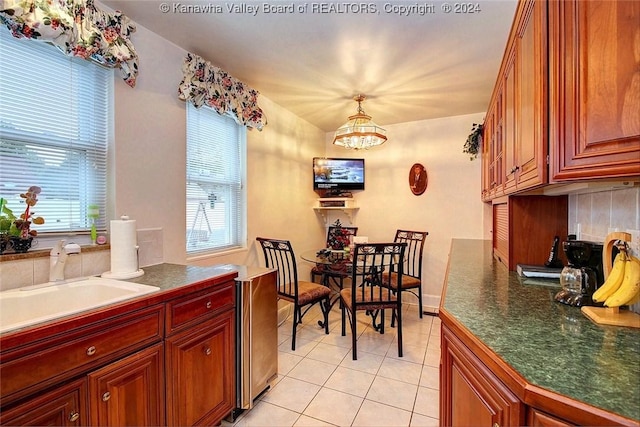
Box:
186 103 246 254
0 30 111 234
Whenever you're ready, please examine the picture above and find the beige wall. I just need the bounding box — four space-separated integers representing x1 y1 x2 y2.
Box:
324 113 492 310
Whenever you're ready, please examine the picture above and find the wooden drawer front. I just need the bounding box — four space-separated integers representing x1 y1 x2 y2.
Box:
166 282 234 335
0 305 164 404
0 377 87 426
528 408 574 426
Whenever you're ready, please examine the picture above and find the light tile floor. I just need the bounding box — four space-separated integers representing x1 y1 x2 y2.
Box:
225 303 441 427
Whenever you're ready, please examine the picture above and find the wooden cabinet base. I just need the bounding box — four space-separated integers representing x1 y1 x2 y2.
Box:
165 310 235 426
441 323 523 427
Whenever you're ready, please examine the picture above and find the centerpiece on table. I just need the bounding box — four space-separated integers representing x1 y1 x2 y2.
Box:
0 186 45 254
328 219 351 251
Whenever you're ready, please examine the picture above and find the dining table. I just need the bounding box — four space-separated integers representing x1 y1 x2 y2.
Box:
300 247 404 332
300 248 353 327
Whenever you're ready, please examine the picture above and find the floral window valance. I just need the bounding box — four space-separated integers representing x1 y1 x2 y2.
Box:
0 0 139 87
178 53 267 131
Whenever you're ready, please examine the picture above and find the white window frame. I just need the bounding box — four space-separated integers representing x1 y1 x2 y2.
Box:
186 103 247 255
0 30 112 248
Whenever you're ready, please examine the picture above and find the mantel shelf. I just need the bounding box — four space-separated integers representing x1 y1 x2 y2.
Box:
313 207 359 223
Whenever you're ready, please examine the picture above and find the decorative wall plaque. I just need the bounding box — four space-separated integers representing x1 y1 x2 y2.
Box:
409 163 427 195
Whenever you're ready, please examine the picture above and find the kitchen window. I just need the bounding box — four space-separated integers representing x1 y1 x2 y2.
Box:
0 30 111 239
186 103 247 254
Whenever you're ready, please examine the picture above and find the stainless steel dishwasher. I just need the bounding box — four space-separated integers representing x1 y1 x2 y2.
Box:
233 266 278 412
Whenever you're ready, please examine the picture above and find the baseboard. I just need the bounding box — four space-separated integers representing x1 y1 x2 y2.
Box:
423 294 440 315
400 294 440 315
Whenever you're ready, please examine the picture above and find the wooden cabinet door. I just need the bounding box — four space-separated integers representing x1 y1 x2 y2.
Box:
482 103 494 201
503 45 518 194
440 324 523 427
549 0 640 181
513 0 547 190
485 82 506 200
88 343 164 427
165 310 235 427
0 378 87 426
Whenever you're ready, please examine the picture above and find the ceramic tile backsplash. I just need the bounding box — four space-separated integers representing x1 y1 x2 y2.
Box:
82 251 110 277
0 259 34 291
138 228 163 268
0 252 109 292
568 187 639 247
33 257 49 286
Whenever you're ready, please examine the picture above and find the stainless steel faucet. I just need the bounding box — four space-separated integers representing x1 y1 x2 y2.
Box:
49 240 81 282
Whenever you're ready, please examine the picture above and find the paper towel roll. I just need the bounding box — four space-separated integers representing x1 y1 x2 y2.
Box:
102 215 144 279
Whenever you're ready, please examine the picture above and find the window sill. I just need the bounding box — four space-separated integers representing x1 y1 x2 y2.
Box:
0 244 110 263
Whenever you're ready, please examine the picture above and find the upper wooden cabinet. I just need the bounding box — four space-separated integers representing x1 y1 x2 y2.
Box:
509 0 547 190
548 0 640 181
483 0 547 201
483 0 639 200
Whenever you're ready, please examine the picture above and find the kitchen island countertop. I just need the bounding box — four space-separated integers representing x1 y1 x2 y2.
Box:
441 239 639 422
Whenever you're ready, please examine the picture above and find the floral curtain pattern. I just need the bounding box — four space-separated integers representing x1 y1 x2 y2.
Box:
0 0 139 87
178 53 267 130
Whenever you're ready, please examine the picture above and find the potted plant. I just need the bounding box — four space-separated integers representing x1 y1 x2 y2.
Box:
463 122 484 160
8 186 45 253
0 197 15 254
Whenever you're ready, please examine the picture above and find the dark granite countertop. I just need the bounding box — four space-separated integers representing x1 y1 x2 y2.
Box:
442 239 640 422
127 263 271 290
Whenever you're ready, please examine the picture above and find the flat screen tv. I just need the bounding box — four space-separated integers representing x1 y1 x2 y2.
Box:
313 157 365 192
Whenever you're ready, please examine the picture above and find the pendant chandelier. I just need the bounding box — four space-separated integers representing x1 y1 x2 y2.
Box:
333 94 387 150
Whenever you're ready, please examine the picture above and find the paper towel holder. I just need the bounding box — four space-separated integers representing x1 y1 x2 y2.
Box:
102 244 144 279
101 214 144 279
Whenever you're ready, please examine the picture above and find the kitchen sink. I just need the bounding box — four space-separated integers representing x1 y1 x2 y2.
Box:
0 277 160 334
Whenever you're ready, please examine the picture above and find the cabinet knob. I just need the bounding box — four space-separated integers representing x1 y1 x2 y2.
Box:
86 346 96 356
204 346 212 356
102 391 111 402
69 411 80 422
493 423 500 427
206 301 212 309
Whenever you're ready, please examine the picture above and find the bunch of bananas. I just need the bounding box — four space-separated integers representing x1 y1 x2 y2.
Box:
592 250 640 307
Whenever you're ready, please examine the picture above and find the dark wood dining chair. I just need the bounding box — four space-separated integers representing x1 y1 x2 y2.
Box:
381 230 428 324
256 237 331 351
340 242 407 360
310 225 358 288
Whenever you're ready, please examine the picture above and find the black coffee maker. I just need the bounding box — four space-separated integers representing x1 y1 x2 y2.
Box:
554 240 604 307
